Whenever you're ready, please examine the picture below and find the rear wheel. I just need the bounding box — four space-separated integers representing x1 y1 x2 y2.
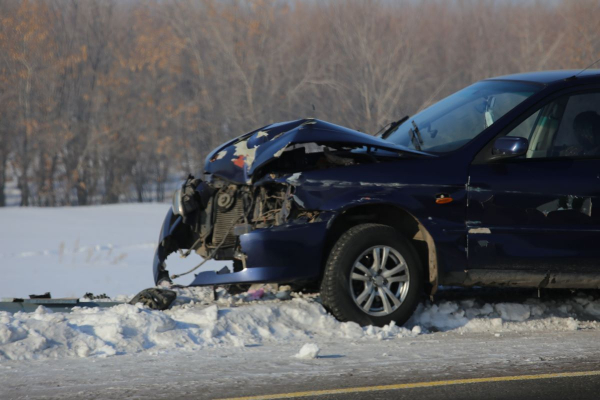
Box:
320 223 423 326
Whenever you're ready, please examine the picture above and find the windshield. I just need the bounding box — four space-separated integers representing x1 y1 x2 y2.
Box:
384 80 541 153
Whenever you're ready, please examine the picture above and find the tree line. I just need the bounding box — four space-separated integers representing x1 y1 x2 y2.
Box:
0 0 598 206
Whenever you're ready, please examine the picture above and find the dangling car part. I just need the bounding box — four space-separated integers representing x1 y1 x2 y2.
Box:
154 70 600 327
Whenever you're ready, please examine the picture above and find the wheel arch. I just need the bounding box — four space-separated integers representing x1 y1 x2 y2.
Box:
324 203 438 295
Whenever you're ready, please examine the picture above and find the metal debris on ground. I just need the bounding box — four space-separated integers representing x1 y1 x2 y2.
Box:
29 292 51 299
129 288 177 310
83 292 110 300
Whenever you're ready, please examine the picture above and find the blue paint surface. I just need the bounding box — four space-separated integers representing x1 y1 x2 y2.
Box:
155 70 600 287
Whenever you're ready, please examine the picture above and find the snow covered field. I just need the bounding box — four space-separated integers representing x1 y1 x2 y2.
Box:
0 204 226 298
2 205 600 398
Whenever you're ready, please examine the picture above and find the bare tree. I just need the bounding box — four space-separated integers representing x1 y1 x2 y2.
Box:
0 0 598 206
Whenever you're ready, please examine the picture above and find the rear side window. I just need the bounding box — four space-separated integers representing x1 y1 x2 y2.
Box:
507 91 600 159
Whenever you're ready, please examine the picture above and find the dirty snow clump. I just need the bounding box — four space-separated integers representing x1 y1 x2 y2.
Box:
294 343 320 359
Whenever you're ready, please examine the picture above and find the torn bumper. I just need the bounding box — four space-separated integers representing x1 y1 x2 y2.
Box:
153 208 181 284
189 213 335 286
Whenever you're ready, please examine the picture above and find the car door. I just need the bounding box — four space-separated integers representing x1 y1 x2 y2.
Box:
467 88 600 274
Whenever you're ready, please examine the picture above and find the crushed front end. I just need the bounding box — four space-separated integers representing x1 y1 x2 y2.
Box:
153 118 421 287
153 174 332 286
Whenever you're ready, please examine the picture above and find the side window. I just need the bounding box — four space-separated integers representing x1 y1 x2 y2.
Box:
507 110 541 140
506 92 600 159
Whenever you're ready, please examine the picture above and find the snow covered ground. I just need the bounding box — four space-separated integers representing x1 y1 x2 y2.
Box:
2 284 600 362
0 204 226 298
2 205 600 398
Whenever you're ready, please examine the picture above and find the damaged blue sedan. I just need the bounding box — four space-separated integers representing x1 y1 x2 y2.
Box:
154 70 600 326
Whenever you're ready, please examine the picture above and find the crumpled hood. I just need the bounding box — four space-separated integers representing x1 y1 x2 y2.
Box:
204 118 430 184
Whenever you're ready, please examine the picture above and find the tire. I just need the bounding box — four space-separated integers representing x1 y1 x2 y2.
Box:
320 223 423 327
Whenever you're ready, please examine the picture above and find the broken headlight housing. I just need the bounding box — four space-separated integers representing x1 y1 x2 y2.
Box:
172 188 184 216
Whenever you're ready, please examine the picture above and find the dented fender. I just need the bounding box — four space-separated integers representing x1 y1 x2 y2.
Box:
276 163 469 284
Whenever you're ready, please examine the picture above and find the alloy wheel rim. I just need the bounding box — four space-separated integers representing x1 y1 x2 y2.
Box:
349 245 410 317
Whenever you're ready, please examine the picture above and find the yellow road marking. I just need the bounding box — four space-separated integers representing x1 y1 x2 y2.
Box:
216 370 600 400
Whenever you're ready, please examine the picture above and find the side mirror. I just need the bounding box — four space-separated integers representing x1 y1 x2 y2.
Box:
491 137 528 160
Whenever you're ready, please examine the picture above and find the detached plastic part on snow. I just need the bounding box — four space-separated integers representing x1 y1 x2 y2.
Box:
0 297 123 313
129 288 177 310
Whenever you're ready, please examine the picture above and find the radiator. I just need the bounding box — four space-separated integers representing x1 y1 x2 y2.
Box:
212 198 244 247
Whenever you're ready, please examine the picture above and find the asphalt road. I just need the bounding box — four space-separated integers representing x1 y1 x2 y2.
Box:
3 331 600 400
212 363 600 400
300 374 600 400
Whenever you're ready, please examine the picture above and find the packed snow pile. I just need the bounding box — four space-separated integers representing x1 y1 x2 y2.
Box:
2 285 600 362
0 288 416 361
411 296 590 333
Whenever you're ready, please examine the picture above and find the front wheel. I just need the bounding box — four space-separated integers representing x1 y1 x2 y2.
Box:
320 223 423 327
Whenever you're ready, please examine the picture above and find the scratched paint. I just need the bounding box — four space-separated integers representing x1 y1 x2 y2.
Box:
469 227 491 234
233 140 258 169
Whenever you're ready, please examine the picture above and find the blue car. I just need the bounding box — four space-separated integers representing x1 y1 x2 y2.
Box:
155 70 600 326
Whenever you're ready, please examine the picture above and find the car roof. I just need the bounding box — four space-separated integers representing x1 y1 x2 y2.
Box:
487 69 600 85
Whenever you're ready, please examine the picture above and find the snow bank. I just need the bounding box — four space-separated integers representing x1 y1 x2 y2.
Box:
0 288 416 361
410 295 600 333
2 286 600 362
